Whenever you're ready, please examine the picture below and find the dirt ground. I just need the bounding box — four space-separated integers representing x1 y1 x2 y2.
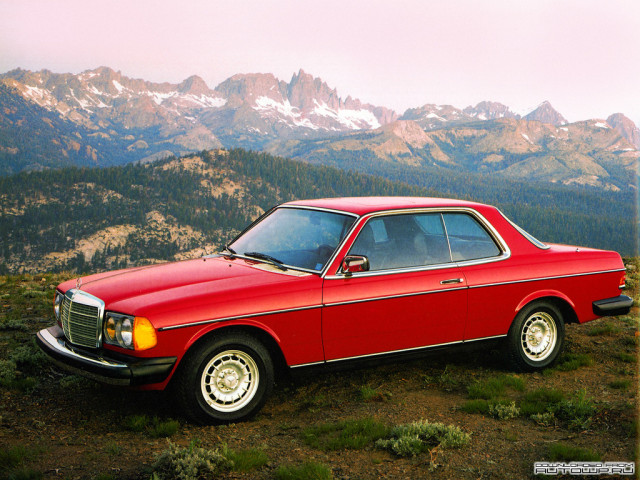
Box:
0 270 637 480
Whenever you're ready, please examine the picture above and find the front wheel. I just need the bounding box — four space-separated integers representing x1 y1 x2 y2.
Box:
173 333 274 424
506 301 565 372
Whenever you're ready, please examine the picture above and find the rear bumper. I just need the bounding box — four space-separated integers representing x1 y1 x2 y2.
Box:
592 295 633 317
36 325 176 386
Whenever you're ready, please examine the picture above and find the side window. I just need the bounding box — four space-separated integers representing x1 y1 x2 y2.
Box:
442 213 501 261
348 213 452 271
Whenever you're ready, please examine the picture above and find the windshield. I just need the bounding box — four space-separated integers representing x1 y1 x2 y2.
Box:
229 207 357 272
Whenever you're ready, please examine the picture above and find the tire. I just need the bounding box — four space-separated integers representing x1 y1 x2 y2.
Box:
173 332 274 424
506 301 565 372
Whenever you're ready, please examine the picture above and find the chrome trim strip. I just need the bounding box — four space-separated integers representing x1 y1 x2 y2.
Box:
316 334 509 366
463 333 508 343
157 304 323 331
324 286 468 308
279 204 359 218
467 268 626 289
324 261 461 279
290 360 325 369
39 328 129 369
325 340 463 363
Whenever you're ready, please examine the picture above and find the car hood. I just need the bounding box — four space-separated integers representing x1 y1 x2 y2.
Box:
58 256 320 329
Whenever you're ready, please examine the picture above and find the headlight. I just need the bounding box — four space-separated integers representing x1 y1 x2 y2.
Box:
53 292 63 321
105 316 117 342
103 313 156 351
116 317 133 348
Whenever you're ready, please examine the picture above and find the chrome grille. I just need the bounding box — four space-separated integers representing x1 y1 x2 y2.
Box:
60 289 104 348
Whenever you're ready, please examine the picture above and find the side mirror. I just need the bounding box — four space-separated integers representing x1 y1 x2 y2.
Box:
341 255 370 275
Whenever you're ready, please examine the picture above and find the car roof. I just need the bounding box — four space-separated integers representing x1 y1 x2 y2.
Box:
283 197 490 216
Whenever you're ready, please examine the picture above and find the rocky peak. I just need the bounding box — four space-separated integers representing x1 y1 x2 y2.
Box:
464 101 519 120
524 101 568 126
214 73 287 109
606 113 640 150
288 69 338 110
177 75 211 95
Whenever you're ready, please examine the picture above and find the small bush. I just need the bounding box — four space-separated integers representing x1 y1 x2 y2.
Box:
303 418 389 451
223 447 269 472
531 412 556 426
489 401 520 420
608 379 631 390
122 414 149 432
554 353 593 372
467 375 524 400
587 322 619 336
0 444 41 480
548 443 601 462
150 419 179 438
376 420 470 457
359 385 391 402
555 389 597 431
460 399 490 414
275 461 333 480
152 440 232 480
520 388 565 416
10 341 48 374
615 352 636 363
0 360 17 384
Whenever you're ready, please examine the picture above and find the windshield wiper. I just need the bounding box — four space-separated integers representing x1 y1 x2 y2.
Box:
244 252 288 271
221 245 237 257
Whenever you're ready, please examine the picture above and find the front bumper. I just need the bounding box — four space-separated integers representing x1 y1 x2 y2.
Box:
36 325 176 386
592 295 633 317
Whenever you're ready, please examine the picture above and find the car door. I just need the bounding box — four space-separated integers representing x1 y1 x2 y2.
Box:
321 211 468 362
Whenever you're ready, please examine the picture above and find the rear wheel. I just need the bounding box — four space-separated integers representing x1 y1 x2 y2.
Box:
506 301 565 371
174 333 274 424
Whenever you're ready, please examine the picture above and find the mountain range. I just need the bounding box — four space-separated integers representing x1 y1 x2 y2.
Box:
0 67 638 190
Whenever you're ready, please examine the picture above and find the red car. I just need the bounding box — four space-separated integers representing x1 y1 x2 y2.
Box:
37 197 632 423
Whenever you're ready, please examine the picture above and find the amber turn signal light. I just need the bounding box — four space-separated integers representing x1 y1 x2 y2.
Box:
133 317 157 351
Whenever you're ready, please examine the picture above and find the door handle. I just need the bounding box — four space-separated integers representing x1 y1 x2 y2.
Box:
440 278 464 285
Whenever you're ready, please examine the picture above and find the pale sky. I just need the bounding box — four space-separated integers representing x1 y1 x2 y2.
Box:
1 0 639 125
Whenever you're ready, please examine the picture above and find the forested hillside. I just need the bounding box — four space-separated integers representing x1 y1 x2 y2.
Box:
0 148 635 274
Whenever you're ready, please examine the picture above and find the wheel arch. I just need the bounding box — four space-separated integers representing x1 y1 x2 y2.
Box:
175 323 289 381
515 291 579 325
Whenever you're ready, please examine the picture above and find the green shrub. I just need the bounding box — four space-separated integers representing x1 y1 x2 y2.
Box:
554 353 593 372
150 419 179 438
122 414 149 432
548 443 601 462
359 385 391 402
555 389 597 431
376 420 470 457
587 322 619 336
615 352 636 363
275 461 332 480
489 401 520 420
531 412 556 426
9 341 47 374
223 447 269 472
520 388 565 416
0 360 17 384
152 440 232 480
460 399 490 414
467 375 524 400
608 379 631 390
303 418 389 451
